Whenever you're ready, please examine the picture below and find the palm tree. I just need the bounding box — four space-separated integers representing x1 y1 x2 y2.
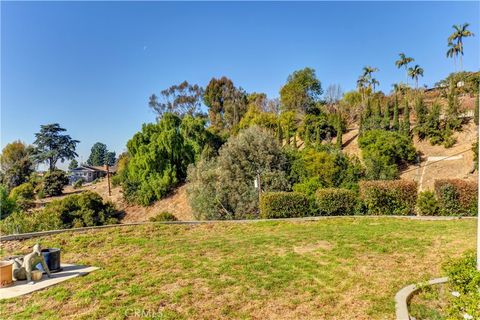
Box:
371 78 380 94
395 53 414 85
407 65 424 89
446 41 461 71
448 23 475 71
361 66 379 91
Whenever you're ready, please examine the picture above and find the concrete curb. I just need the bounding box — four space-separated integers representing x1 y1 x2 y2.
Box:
0 215 474 242
395 277 448 320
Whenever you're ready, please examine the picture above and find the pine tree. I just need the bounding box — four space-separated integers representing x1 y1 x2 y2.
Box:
402 98 410 136
445 81 461 130
392 95 399 131
414 96 428 139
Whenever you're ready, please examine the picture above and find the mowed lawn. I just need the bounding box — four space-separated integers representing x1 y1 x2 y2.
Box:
0 218 475 320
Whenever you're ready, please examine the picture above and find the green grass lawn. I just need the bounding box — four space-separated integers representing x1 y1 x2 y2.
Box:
0 218 475 320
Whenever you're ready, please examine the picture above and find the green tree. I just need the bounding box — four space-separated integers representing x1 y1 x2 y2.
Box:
395 53 414 85
187 126 290 220
401 99 410 136
280 68 323 113
359 130 417 180
68 159 78 170
0 185 16 219
32 124 79 171
203 77 247 132
392 93 400 131
0 141 34 190
120 113 217 205
448 23 475 71
148 81 203 119
104 151 116 167
414 96 428 139
87 142 108 166
445 82 462 131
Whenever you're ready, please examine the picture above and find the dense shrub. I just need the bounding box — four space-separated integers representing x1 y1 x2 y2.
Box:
289 146 364 196
73 178 85 189
42 170 69 196
149 212 178 222
0 191 121 234
0 184 16 219
443 251 480 319
434 179 477 216
187 126 290 220
259 192 310 218
118 113 219 206
9 182 35 210
415 191 440 216
315 188 357 216
359 130 417 180
359 180 417 215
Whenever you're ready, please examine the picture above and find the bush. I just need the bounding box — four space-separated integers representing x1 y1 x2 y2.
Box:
359 180 417 215
315 188 357 216
415 191 440 216
359 130 417 180
42 170 69 197
73 178 85 189
434 179 477 216
149 212 178 222
0 191 121 234
187 126 290 220
259 192 309 219
443 251 480 319
9 182 35 210
0 184 16 219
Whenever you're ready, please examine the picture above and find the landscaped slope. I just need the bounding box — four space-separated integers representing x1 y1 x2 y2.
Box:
0 218 474 319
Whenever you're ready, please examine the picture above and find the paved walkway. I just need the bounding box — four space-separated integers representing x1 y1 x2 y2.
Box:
0 264 99 300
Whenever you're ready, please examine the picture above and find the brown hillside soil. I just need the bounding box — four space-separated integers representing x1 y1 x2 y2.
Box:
37 180 194 222
400 121 477 191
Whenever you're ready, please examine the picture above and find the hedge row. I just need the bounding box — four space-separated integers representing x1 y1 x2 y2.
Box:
259 179 476 218
259 192 310 218
315 188 357 216
359 180 417 215
434 179 477 216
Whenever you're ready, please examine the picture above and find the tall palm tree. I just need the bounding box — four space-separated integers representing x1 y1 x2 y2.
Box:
446 41 461 71
407 65 424 89
371 78 380 94
395 53 414 85
448 23 475 71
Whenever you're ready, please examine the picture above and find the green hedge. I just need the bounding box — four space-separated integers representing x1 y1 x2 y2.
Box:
359 180 417 215
434 179 477 216
315 188 357 216
259 192 310 219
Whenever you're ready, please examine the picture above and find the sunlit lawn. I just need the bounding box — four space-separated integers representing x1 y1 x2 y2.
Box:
0 217 475 319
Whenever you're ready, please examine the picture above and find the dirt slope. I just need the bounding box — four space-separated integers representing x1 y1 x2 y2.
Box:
45 180 194 222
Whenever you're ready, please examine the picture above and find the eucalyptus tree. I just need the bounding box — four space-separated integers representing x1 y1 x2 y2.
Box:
395 53 414 85
448 23 475 71
407 65 424 89
149 81 204 119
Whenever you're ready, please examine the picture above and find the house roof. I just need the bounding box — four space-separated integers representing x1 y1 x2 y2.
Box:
70 164 116 173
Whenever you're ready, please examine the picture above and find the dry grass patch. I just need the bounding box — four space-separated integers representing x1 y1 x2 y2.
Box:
0 217 475 319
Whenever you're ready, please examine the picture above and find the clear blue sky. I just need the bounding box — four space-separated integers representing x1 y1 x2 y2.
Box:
1 1 479 167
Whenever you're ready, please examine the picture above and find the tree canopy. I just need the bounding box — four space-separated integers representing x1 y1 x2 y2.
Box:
32 123 79 171
0 141 34 190
280 67 323 113
149 81 204 119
